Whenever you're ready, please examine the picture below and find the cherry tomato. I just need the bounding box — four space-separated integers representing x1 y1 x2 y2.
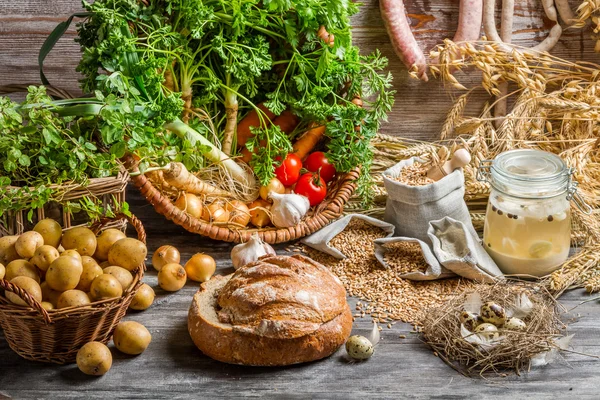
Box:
295 172 327 206
304 152 336 183
274 153 302 186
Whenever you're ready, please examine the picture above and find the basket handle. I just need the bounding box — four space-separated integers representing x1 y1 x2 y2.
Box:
0 279 52 323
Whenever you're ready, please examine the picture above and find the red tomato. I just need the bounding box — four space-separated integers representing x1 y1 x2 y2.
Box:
304 152 336 183
295 172 327 206
274 153 302 186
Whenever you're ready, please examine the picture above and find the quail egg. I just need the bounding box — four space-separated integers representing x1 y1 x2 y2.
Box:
459 311 484 331
503 317 527 331
345 335 374 361
480 301 506 327
474 323 499 340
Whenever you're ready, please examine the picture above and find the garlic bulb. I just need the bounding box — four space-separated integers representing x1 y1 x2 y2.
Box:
269 192 310 228
231 233 276 270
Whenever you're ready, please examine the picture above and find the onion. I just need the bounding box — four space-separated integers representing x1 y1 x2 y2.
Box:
248 199 271 228
185 253 216 282
174 193 203 219
152 245 181 272
202 202 230 223
226 200 251 227
259 178 285 201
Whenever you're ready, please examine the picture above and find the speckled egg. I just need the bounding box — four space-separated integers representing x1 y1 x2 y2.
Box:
503 317 527 331
345 335 374 360
475 323 499 340
480 301 506 327
459 311 484 331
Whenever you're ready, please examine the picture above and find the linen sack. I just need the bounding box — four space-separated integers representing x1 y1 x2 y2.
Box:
382 157 477 245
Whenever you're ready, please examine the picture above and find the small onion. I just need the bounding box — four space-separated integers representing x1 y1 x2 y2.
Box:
185 253 216 283
201 203 230 223
226 200 251 227
259 178 285 201
248 199 271 228
174 193 203 219
152 245 181 272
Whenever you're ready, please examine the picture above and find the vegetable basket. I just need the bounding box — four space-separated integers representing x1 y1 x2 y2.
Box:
0 84 129 236
0 213 145 364
122 154 359 244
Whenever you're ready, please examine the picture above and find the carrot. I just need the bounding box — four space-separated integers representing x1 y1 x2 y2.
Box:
163 162 233 197
317 26 335 47
241 110 300 163
236 103 276 148
292 123 327 161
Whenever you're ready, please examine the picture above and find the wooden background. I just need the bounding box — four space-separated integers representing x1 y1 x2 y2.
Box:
0 0 597 141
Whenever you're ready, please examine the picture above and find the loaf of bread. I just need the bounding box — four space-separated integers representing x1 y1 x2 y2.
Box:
188 254 352 366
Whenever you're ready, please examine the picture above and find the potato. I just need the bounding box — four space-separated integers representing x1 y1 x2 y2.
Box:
0 236 20 265
6 276 42 307
33 218 62 248
113 321 151 355
15 231 45 259
129 284 155 311
61 249 82 263
62 227 97 257
41 301 54 311
103 266 134 291
94 229 127 261
5 259 40 283
57 290 91 309
76 342 112 376
90 274 123 301
46 256 83 291
98 260 111 269
157 263 187 292
31 245 60 272
41 281 62 307
108 238 147 272
76 257 104 292
0 263 4 280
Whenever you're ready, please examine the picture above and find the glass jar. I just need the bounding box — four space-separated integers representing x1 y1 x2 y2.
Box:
477 149 589 277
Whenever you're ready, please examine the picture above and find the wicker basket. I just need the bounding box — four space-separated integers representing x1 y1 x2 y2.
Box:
0 213 146 364
0 84 129 236
122 154 359 244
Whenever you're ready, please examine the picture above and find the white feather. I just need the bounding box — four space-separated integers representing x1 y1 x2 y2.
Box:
368 322 380 345
463 292 482 314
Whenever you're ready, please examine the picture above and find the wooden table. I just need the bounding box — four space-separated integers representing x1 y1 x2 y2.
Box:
1 189 599 399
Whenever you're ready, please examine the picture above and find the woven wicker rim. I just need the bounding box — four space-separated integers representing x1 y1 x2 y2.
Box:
122 154 359 244
0 213 146 324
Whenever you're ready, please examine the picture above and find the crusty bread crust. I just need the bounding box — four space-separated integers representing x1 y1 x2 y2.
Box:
188 256 352 366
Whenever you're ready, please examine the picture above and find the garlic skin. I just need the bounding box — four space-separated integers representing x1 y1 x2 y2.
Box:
269 192 310 228
230 233 276 270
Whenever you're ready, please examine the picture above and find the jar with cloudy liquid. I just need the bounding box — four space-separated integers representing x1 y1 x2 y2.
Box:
477 150 590 277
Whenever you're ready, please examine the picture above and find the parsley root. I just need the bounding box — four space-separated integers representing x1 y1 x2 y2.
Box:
163 162 233 198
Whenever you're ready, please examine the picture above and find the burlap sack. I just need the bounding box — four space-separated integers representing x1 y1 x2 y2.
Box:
382 157 477 244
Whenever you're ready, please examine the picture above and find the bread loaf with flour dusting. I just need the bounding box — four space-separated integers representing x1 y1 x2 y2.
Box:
188 254 352 366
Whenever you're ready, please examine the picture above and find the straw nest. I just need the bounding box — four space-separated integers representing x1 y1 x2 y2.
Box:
420 282 564 376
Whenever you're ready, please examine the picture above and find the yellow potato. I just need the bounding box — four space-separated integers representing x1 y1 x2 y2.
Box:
57 290 91 309
5 259 40 283
33 218 63 248
90 274 123 301
31 245 60 272
76 342 112 376
94 229 127 261
0 236 20 265
108 238 147 272
103 266 134 291
157 263 187 292
15 231 45 259
41 301 54 311
98 260 111 269
41 281 62 307
62 227 97 257
46 256 83 291
6 276 42 306
129 284 155 311
112 321 151 355
76 257 104 293
0 263 4 280
61 249 82 263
